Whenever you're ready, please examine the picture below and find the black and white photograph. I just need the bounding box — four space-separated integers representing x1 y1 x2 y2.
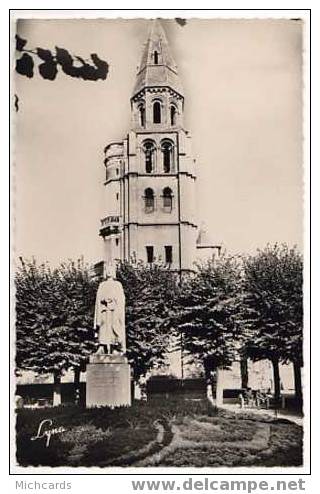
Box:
11 10 309 473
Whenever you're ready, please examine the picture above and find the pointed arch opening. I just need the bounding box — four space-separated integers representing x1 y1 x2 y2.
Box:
153 101 161 124
144 187 155 213
163 187 173 212
143 140 156 173
161 140 173 173
170 105 177 126
154 50 159 64
138 104 145 127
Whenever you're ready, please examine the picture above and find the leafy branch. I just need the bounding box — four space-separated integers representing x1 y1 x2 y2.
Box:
15 34 109 81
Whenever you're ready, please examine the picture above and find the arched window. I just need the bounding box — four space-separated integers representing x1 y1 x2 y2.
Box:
154 51 159 64
161 141 173 173
163 187 173 211
144 188 155 213
170 105 177 126
153 101 161 124
139 104 145 127
143 141 156 173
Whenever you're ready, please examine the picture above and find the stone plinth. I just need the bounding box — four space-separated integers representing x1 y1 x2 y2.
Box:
86 354 131 408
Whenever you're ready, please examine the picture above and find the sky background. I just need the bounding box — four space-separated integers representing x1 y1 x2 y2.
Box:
14 17 303 266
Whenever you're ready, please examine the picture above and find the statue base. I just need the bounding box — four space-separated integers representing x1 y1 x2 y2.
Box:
86 354 131 408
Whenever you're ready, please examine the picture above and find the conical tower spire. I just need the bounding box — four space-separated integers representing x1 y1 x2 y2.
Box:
132 19 183 97
138 19 178 73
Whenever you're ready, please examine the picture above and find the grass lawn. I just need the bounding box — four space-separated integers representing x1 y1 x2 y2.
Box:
15 395 303 468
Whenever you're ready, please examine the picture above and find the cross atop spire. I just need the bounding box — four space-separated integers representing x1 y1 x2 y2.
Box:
132 19 183 98
138 19 178 73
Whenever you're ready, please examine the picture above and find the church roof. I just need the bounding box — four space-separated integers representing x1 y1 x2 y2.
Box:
132 19 183 98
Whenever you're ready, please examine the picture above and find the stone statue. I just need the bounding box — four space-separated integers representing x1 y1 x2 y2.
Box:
94 263 126 354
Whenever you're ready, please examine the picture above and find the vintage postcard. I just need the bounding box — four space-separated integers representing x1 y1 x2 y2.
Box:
10 11 309 474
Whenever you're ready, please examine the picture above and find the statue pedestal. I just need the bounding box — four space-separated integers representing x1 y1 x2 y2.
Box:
86 354 131 408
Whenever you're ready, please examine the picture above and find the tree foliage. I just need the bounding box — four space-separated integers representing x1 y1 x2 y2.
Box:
15 258 177 383
15 258 98 377
15 35 109 81
15 244 303 402
242 244 303 366
174 254 245 377
242 244 303 401
117 261 178 381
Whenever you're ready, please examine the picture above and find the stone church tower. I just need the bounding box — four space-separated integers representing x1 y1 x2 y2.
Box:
100 20 212 272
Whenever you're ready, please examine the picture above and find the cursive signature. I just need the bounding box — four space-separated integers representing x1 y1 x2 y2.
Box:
31 419 66 447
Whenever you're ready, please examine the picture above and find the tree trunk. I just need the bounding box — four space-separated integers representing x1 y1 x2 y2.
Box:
134 382 142 400
134 375 148 401
271 357 280 402
240 357 248 389
53 373 62 407
215 368 224 407
204 362 223 407
204 360 215 406
293 360 303 407
74 367 81 405
206 381 214 405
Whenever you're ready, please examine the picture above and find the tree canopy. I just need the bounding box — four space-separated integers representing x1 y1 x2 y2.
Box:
15 244 304 403
243 244 303 366
117 261 178 381
242 244 303 401
15 258 97 378
174 254 245 377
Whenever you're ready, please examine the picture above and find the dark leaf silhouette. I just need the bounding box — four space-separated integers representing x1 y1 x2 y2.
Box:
36 47 54 61
78 62 98 81
14 94 19 112
55 47 108 81
16 34 27 51
55 46 79 78
55 46 73 66
39 60 58 80
175 18 187 27
16 53 34 78
16 39 109 82
74 57 95 80
91 53 109 79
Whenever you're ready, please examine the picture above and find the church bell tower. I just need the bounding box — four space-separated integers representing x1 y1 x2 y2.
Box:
100 19 198 272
